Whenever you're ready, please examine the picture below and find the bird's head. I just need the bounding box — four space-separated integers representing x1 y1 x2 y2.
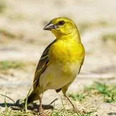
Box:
43 17 77 38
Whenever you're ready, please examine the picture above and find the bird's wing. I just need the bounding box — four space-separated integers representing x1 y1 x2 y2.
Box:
33 40 56 89
78 57 85 74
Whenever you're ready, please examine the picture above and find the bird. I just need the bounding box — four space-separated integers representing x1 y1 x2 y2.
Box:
26 17 85 115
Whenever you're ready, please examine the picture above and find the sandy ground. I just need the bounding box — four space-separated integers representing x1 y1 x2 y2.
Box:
0 0 116 115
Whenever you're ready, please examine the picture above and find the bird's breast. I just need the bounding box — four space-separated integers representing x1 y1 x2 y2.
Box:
49 40 84 64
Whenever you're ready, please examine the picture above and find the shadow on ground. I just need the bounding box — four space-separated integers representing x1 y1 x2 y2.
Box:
0 102 53 112
107 112 116 116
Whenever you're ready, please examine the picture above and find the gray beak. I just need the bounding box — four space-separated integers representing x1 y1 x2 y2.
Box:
43 22 57 30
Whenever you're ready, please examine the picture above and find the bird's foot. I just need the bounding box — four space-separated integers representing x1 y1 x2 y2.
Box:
73 105 80 113
73 105 87 114
39 106 48 116
64 95 86 114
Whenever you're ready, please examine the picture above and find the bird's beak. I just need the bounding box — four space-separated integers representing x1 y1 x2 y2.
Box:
43 22 57 30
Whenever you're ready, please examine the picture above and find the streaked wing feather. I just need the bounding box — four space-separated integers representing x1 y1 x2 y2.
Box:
33 40 56 89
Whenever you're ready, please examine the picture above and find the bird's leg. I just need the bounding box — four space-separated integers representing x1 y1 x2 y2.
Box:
39 95 43 114
62 83 80 113
64 94 80 113
39 94 48 116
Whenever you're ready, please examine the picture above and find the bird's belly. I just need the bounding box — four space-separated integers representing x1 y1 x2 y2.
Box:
39 62 80 90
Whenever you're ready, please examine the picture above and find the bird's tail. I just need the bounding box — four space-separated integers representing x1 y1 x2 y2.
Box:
25 90 39 104
16 90 40 106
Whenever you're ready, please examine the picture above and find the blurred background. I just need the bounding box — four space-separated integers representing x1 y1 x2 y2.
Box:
0 0 116 115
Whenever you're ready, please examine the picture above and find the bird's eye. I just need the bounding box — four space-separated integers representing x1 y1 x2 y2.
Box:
58 21 65 25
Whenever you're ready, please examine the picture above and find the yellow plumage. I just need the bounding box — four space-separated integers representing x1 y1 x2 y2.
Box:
50 39 84 63
26 17 85 114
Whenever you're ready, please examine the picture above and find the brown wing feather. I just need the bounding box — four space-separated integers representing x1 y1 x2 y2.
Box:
33 40 56 89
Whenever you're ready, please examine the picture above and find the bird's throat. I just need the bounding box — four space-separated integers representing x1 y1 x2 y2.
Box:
55 30 81 43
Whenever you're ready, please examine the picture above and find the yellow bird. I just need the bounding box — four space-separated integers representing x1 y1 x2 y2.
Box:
26 17 85 115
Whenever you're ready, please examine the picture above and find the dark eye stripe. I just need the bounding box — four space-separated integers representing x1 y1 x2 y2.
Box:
58 21 65 25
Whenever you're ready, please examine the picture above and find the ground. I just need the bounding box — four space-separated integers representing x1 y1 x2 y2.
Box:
0 0 116 115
